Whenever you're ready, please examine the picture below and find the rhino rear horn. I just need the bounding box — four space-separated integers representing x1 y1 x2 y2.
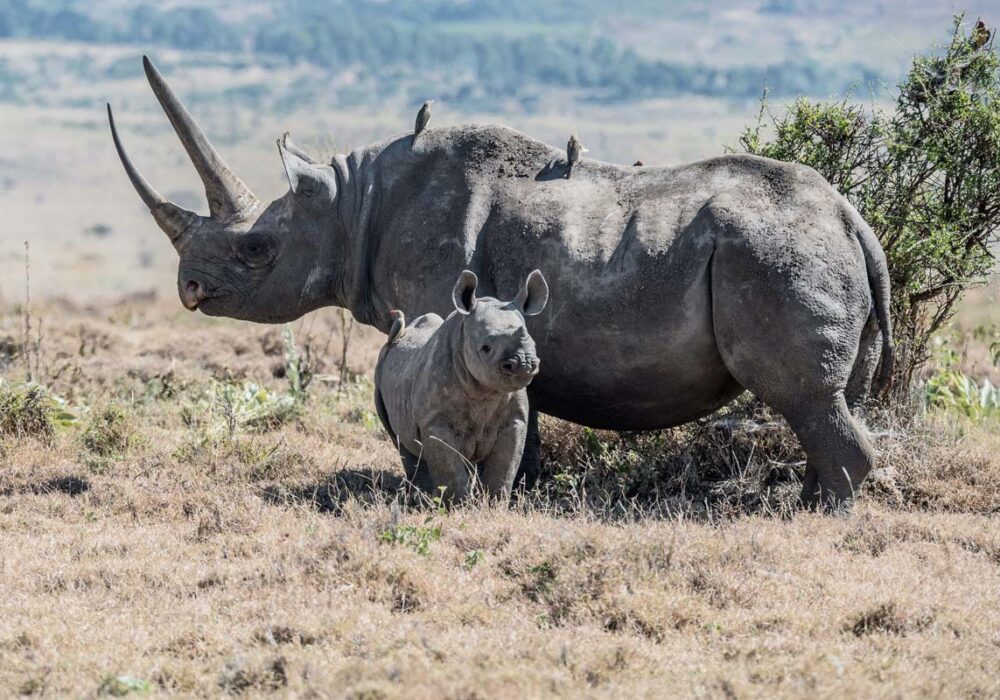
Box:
143 55 259 223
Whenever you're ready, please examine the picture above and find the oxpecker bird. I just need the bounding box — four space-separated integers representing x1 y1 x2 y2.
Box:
413 100 434 144
566 134 588 179
387 309 406 344
972 19 991 49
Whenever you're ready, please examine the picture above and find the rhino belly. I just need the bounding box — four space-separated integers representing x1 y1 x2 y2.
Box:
525 289 741 430
529 357 741 430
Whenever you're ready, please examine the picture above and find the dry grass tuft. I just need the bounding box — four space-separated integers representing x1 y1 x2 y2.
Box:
847 602 935 637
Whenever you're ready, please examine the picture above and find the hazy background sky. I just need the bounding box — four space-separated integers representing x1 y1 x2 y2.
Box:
2 0 999 300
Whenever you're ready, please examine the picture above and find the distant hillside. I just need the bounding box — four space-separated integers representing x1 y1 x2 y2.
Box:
0 0 895 108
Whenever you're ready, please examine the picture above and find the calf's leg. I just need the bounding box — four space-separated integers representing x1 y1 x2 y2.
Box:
481 409 528 501
420 427 475 502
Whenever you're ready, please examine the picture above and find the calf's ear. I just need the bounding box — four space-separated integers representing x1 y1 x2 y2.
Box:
452 270 479 315
516 270 549 316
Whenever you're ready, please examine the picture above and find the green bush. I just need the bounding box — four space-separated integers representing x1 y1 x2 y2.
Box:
80 403 135 457
0 381 76 442
0 382 54 441
735 15 1000 399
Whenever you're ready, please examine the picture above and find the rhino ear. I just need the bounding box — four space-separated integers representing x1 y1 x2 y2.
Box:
278 133 335 201
280 132 317 164
516 270 549 316
452 270 479 315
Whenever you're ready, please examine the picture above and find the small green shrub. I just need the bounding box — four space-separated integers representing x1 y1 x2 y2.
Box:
181 381 300 440
924 334 1000 419
97 675 152 697
282 325 313 402
463 549 485 570
214 381 299 433
0 381 76 441
81 403 135 457
378 520 442 555
925 369 1000 418
378 498 446 555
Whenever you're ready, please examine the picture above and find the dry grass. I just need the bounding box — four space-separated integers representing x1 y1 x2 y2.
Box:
1 297 999 698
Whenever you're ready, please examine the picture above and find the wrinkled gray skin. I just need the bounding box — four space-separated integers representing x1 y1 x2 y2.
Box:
109 57 893 507
374 270 549 501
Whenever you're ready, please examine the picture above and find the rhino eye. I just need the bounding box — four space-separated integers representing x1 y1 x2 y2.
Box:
238 235 276 267
480 344 493 355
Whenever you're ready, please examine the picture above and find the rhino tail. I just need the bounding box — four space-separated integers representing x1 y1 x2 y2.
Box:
852 211 894 395
387 310 406 345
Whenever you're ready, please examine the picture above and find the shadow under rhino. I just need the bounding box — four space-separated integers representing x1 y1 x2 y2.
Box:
259 468 407 514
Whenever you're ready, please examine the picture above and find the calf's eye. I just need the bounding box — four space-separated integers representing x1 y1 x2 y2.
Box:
480 344 492 355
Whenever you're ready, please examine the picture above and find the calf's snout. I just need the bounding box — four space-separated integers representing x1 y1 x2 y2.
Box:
500 354 540 378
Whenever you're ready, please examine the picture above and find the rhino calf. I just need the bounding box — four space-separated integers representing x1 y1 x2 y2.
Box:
374 270 549 501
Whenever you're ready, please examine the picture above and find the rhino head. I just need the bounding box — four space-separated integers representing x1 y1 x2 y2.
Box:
450 269 548 391
108 57 341 323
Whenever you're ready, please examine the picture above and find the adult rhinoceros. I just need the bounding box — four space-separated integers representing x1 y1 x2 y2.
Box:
108 57 892 506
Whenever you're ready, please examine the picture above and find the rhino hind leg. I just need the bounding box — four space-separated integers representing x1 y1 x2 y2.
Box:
711 229 875 506
714 329 875 507
845 310 882 411
782 395 875 507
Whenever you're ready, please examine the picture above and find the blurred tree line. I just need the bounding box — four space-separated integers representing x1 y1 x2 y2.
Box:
0 0 878 101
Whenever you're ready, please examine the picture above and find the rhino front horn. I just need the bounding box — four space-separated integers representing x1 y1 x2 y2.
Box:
142 55 259 224
107 102 197 245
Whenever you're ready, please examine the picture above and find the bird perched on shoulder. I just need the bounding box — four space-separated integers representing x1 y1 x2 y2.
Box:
387 309 406 344
633 160 644 167
413 101 434 145
566 134 588 179
972 19 991 49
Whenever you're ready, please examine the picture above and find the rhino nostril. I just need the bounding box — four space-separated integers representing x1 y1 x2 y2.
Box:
181 279 205 310
500 359 517 374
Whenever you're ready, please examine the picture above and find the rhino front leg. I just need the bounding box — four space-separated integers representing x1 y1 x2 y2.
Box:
514 406 541 489
420 427 475 503
481 412 528 502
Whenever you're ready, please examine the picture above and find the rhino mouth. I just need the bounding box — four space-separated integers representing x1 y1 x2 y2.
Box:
184 293 227 314
499 366 540 389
